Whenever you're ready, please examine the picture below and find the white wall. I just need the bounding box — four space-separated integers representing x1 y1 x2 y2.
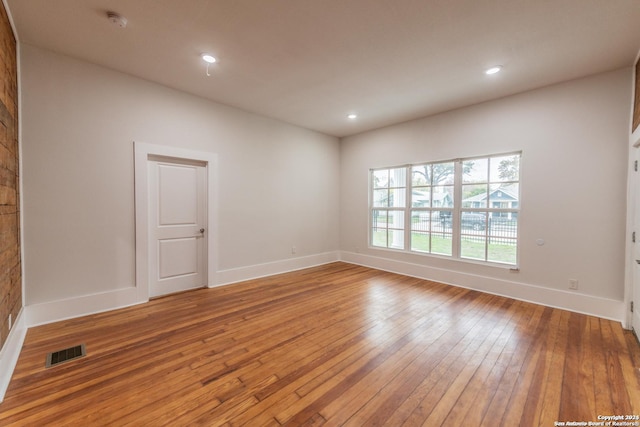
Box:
18 42 633 323
340 68 631 320
20 44 340 307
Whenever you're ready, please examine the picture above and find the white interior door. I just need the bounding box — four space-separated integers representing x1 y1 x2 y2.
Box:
633 149 640 334
148 157 207 297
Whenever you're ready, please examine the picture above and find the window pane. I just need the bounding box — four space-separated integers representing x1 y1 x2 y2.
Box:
372 209 387 227
438 209 453 229
411 231 429 253
461 235 486 261
431 162 455 185
463 158 488 183
488 243 517 264
412 165 430 186
487 216 518 264
411 211 430 232
412 189 431 208
371 229 386 247
388 210 405 229
489 183 519 205
372 208 387 247
460 211 487 233
389 167 406 188
388 229 404 249
462 184 488 208
432 185 453 208
489 214 518 240
490 154 520 183
373 189 388 207
411 217 453 256
432 233 452 256
373 169 389 188
390 188 406 208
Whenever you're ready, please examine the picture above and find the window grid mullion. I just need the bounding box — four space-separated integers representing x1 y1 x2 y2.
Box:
452 160 462 259
405 166 411 251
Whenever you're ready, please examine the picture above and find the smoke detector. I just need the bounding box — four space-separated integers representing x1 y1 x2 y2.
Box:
107 11 128 28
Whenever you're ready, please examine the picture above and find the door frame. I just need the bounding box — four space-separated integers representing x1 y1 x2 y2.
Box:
134 141 218 301
624 52 640 331
629 138 640 333
625 130 640 332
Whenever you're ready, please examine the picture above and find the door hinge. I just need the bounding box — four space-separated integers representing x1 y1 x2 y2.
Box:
635 160 638 172
634 231 636 243
632 301 634 313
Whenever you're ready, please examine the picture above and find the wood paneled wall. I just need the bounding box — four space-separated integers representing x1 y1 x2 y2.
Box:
0 1 20 350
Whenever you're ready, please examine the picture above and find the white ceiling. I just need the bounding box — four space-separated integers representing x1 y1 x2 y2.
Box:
7 0 640 137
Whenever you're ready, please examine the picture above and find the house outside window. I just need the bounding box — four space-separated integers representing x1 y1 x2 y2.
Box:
370 153 521 266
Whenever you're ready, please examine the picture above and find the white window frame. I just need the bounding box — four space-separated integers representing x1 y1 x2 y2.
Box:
370 166 409 250
408 161 455 256
369 152 521 267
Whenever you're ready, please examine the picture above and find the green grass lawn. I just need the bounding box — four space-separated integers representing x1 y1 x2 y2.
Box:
461 236 517 264
411 233 452 256
372 230 516 264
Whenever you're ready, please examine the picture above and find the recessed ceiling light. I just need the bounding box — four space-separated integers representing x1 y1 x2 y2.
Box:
485 66 502 75
201 54 217 64
347 113 358 120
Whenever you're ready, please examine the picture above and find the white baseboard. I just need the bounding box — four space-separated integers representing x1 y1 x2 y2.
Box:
2 248 625 403
22 251 341 327
19 249 626 326
0 308 26 402
214 251 340 287
25 286 146 327
340 251 626 323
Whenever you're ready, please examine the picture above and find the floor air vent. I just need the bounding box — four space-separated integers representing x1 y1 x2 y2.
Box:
46 344 86 368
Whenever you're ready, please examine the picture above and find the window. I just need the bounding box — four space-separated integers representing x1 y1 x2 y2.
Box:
370 153 521 266
460 154 520 264
371 167 406 250
410 162 454 256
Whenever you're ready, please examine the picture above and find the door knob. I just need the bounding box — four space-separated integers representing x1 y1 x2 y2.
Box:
200 228 205 233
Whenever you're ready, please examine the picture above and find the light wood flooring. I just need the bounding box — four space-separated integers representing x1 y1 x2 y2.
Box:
1 262 639 426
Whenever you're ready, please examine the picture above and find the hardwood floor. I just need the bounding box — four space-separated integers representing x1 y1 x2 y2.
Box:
1 262 639 426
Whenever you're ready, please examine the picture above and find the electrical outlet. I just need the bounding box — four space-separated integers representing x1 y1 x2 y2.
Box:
569 279 578 290
291 246 296 254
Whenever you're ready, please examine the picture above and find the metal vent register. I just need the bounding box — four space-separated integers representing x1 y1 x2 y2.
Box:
45 344 86 368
